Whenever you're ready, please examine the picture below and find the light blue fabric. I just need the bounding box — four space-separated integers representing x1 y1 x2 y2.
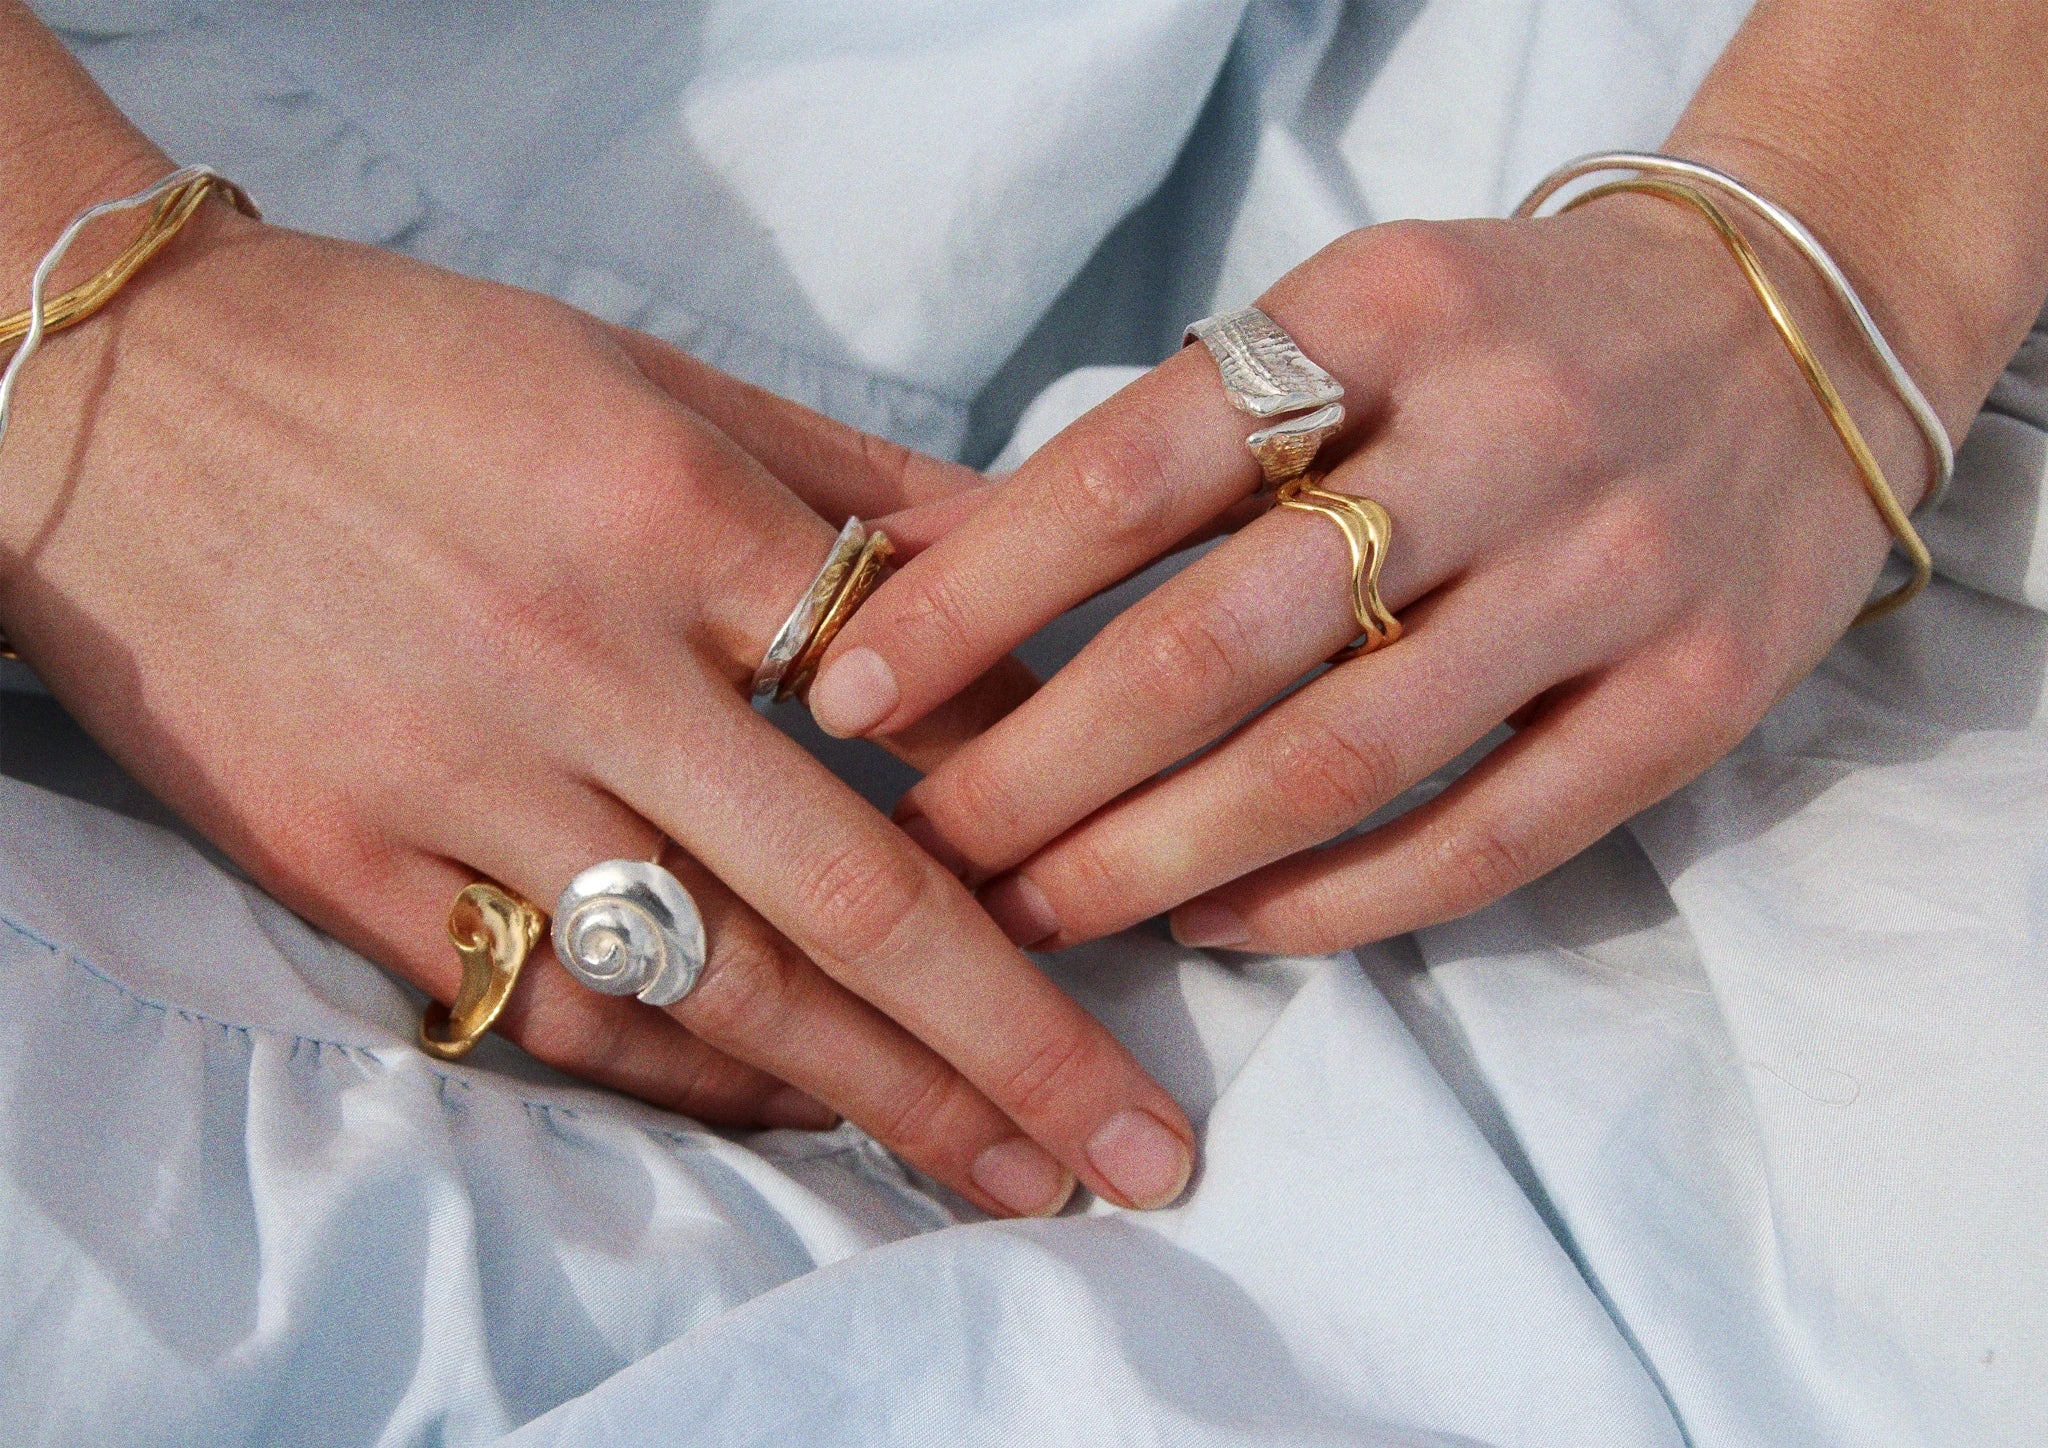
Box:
6 2 2047 1444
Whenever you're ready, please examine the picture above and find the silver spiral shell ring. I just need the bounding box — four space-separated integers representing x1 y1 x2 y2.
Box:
552 860 707 1007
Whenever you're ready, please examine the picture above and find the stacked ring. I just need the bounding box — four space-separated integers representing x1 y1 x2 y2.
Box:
1275 475 1402 658
1185 304 1403 659
752 519 897 705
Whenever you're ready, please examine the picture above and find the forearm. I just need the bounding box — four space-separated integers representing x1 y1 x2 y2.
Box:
1669 0 2048 438
0 0 167 281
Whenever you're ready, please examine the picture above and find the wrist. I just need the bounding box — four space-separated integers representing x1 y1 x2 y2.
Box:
1662 128 1988 443
0 8 170 286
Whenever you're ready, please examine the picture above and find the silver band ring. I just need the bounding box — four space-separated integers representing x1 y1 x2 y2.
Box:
753 518 869 703
553 858 708 1008
1185 305 1346 487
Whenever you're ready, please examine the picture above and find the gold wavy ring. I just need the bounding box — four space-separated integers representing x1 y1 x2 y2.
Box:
420 881 546 1061
1277 474 1402 660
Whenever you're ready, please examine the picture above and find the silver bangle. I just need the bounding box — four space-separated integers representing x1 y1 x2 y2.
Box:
752 518 868 703
1513 151 1955 513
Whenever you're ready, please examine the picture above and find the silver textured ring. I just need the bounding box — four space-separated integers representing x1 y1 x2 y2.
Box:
553 859 708 1008
1185 305 1346 488
752 518 869 703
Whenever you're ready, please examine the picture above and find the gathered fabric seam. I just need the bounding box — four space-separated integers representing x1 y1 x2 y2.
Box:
0 905 876 1167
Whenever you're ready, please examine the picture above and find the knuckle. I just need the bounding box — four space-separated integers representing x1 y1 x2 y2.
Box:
248 786 386 897
920 764 1025 864
1111 594 1249 719
869 1059 970 1152
1663 623 1766 739
793 842 931 965
896 566 981 654
1575 491 1683 607
583 415 702 535
1430 819 1540 910
1505 348 1605 475
991 1026 1101 1125
1043 837 1124 926
1260 716 1403 828
1262 885 1363 957
466 571 606 670
1362 220 1486 335
681 933 806 1047
1046 431 1175 544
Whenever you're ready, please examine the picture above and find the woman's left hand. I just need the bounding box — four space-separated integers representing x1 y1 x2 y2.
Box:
796 190 1965 955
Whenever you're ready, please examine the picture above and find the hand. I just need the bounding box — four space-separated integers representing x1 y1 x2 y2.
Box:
805 196 1946 954
0 200 1196 1216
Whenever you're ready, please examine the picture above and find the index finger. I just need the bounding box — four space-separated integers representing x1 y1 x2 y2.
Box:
806 265 1399 741
806 346 1259 739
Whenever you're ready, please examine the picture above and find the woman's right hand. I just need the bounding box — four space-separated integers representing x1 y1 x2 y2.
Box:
0 194 1196 1218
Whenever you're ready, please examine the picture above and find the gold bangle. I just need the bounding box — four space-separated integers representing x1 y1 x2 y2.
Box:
778 529 895 703
1559 176 1932 625
0 173 257 355
0 170 258 663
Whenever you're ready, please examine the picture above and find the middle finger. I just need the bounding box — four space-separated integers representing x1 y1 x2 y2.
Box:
894 435 1473 883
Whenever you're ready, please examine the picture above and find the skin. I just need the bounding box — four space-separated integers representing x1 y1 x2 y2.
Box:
810 0 2048 955
0 2 1201 1219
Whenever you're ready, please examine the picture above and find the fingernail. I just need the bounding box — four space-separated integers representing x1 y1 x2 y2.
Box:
971 1137 1075 1217
899 811 970 880
810 647 898 738
760 1086 840 1131
1170 900 1251 950
1086 1110 1194 1210
980 874 1059 948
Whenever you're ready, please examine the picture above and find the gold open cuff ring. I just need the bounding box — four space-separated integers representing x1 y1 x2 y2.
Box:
1277 474 1403 660
1185 305 1346 488
420 882 546 1061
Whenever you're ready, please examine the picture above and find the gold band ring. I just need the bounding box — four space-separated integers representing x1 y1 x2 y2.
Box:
1277 474 1402 660
419 881 546 1061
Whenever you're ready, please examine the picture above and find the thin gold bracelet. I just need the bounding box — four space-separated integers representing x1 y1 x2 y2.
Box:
1558 177 1932 625
0 173 255 354
0 170 257 660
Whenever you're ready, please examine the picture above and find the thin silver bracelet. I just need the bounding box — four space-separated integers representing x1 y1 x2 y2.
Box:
1514 151 1955 513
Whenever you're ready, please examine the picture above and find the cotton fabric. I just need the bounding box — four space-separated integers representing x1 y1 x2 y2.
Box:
4 3 2045 1443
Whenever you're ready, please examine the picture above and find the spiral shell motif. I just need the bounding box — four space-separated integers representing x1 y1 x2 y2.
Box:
552 860 706 1007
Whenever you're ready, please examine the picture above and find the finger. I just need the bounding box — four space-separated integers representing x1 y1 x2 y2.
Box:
358 844 827 1129
892 406 1524 885
1168 641 1744 955
972 564 1612 948
608 323 984 520
891 487 1397 884
807 257 1410 741
871 654 1039 778
607 689 1200 1212
645 846 1084 1216
452 782 1087 1217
